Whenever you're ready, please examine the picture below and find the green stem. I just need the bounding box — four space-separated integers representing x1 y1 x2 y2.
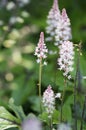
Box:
74 45 81 130
60 78 67 122
74 65 78 130
80 96 86 130
49 117 52 130
38 58 42 112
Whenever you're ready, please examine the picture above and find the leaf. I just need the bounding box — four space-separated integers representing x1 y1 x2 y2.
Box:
65 94 74 105
9 103 26 121
0 107 20 130
29 96 40 113
0 118 17 130
39 110 60 125
27 113 36 119
62 104 72 122
52 110 60 124
39 112 49 124
12 76 36 105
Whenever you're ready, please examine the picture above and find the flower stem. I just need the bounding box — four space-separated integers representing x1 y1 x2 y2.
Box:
74 63 78 130
80 95 86 130
49 117 52 130
60 78 67 122
74 42 82 130
38 58 42 112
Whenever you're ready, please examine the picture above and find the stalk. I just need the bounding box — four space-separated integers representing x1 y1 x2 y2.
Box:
80 96 86 130
38 58 42 112
49 117 52 130
74 43 82 130
60 78 67 122
74 66 77 130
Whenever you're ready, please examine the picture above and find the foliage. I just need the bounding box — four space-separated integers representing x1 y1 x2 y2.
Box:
0 0 86 130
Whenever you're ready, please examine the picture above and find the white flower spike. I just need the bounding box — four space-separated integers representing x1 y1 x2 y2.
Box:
46 0 61 45
55 8 72 45
46 0 72 46
58 41 74 79
34 32 48 65
42 85 55 118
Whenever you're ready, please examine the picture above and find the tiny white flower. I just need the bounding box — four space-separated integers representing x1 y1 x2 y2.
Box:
83 76 86 79
55 93 61 98
36 59 40 63
43 61 47 66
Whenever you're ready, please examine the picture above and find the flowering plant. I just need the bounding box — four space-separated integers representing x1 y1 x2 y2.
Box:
0 0 85 130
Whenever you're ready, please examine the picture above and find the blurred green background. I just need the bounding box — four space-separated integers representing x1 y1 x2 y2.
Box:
0 0 86 121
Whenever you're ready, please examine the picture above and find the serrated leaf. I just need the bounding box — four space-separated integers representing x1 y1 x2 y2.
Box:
0 107 20 130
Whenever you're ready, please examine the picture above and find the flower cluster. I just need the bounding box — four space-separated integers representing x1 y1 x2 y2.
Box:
58 41 74 79
34 32 48 65
46 0 72 46
55 8 72 45
42 85 55 118
46 0 60 45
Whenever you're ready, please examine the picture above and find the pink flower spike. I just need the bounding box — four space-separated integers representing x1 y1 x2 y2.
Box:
46 0 61 45
55 8 72 44
42 85 55 118
39 32 44 49
58 41 74 79
62 8 68 22
53 0 59 11
34 32 48 64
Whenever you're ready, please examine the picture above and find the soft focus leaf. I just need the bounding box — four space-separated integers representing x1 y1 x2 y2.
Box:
9 103 26 121
0 118 17 130
63 104 72 122
0 107 20 130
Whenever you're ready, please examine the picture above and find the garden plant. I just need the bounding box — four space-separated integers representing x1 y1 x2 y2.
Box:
0 0 86 130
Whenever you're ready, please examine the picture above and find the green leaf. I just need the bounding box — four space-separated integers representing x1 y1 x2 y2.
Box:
62 104 72 122
0 118 17 130
29 96 40 113
39 112 49 124
65 94 74 105
0 107 20 130
52 110 60 124
9 103 26 121
27 113 36 119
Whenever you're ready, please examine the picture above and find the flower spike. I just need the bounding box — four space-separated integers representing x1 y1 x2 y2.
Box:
42 85 55 118
58 41 74 79
34 32 48 65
